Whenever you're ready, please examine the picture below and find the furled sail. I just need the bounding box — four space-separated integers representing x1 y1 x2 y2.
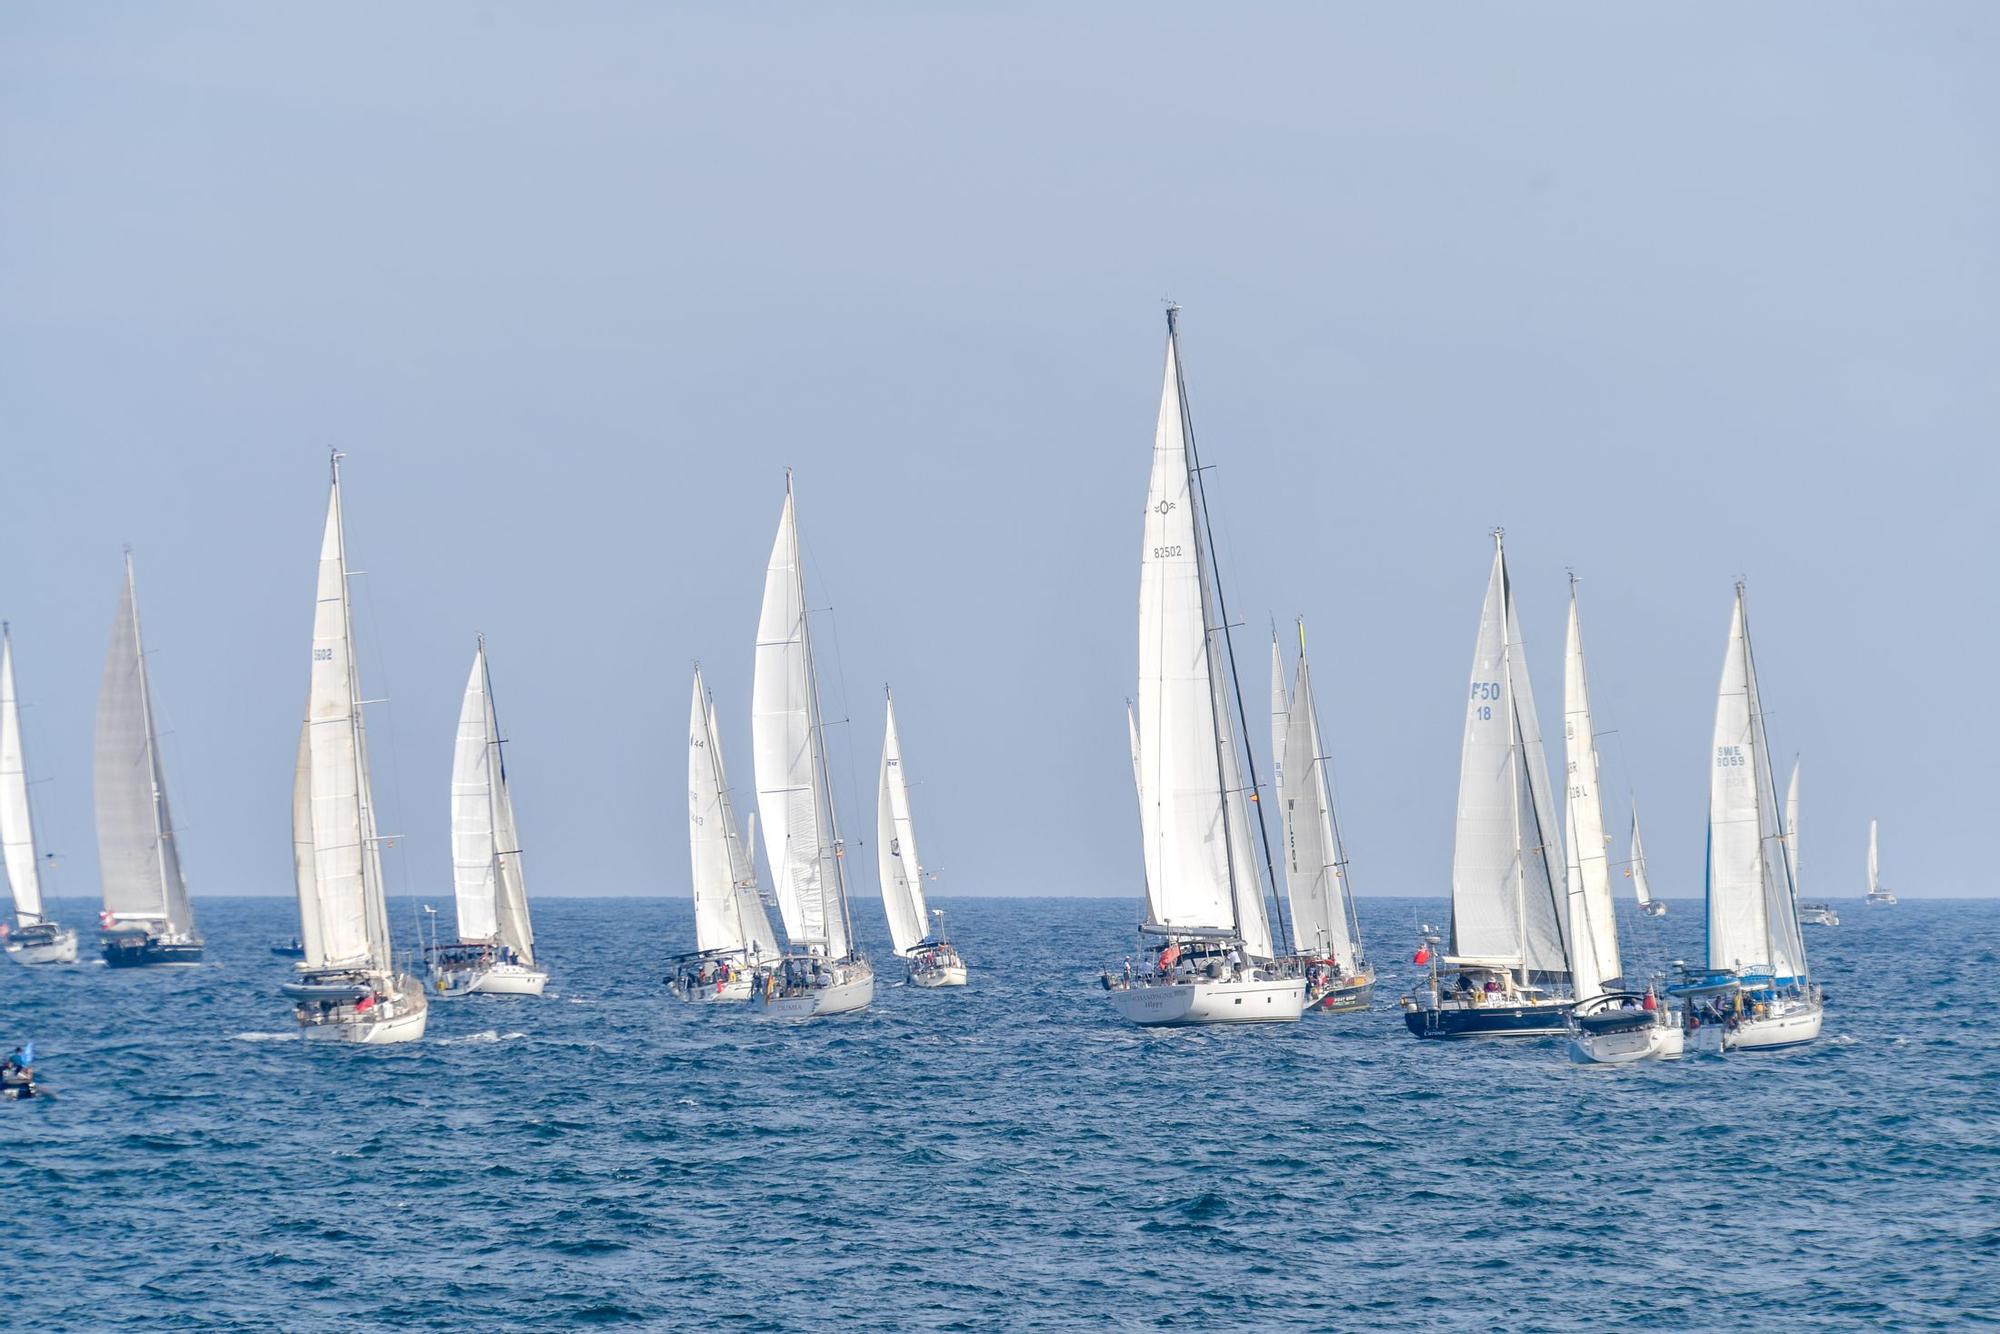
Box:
1449 535 1566 977
877 691 928 957
690 667 780 962
1279 629 1360 969
94 554 195 936
1133 316 1273 957
296 463 392 973
0 630 46 925
752 478 849 960
1705 587 1807 981
1559 586 1621 996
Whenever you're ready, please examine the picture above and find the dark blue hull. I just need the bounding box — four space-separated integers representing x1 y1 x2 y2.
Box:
101 937 204 968
1404 1002 1571 1040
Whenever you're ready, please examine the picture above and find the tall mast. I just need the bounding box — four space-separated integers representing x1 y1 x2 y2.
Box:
1168 306 1292 955
789 470 857 959
121 549 175 923
1739 582 1808 988
331 452 388 969
1300 618 1365 960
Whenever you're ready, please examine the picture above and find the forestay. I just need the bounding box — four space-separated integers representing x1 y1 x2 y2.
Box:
877 692 928 957
1560 588 1621 997
94 554 196 936
0 632 46 924
751 481 849 961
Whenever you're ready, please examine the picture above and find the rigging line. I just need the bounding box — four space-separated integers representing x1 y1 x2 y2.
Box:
1170 307 1293 958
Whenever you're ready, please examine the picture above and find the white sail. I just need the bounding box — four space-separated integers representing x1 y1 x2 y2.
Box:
0 631 46 925
450 649 500 945
296 463 392 973
1134 319 1272 956
1559 587 1620 994
1868 819 1880 894
289 721 322 962
877 692 928 957
482 652 534 965
751 479 849 960
94 554 195 935
690 668 780 962
1449 536 1566 977
1785 760 1802 897
1706 587 1807 981
1628 803 1655 910
1269 636 1289 813
1280 632 1360 968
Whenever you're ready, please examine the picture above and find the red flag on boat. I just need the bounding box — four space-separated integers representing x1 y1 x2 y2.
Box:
1413 946 1431 965
356 994 377 1013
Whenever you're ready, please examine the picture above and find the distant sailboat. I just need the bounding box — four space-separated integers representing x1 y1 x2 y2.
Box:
750 473 873 1017
0 628 77 965
1628 804 1666 918
94 553 203 967
282 456 427 1043
1105 308 1304 1027
670 664 782 1002
1683 583 1822 1052
429 638 547 997
879 688 966 988
1560 581 1681 1063
1865 820 1898 906
1791 762 1838 926
1405 532 1572 1039
1271 624 1372 1013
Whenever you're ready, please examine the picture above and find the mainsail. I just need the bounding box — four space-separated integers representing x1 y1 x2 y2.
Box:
1132 311 1274 959
294 460 392 973
1785 760 1802 896
1705 586 1808 982
689 666 780 962
450 641 535 964
1276 627 1361 969
877 691 929 957
1868 820 1881 895
1628 803 1655 912
94 553 196 936
751 475 851 961
0 630 47 926
1448 534 1566 978
1559 584 1621 997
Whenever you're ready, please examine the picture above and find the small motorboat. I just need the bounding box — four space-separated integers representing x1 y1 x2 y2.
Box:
2 1043 42 1099
1798 902 1840 927
270 939 307 958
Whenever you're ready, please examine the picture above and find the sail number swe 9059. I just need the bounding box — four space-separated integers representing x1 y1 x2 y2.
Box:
1715 746 1746 768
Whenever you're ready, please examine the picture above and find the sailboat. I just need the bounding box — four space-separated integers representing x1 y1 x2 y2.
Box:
1865 820 1898 905
749 473 874 1017
1792 763 1838 926
879 688 966 988
1271 625 1372 1012
0 629 77 965
1559 581 1681 1063
429 638 547 997
281 456 427 1044
670 664 782 1002
1105 308 1304 1027
1679 583 1822 1052
1404 532 1572 1039
1628 804 1666 918
94 553 203 967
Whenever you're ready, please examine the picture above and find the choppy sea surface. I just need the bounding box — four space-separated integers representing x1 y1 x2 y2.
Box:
2 894 1995 1331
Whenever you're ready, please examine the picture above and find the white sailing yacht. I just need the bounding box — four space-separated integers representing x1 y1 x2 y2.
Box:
1628 803 1666 918
429 638 547 997
1404 532 1572 1039
750 473 873 1018
1560 582 1680 1063
879 688 966 988
1105 308 1303 1027
671 664 782 1002
0 629 77 965
95 553 203 967
1792 763 1838 926
1865 820 1898 905
1687 583 1822 1052
282 456 427 1044
1271 625 1372 1013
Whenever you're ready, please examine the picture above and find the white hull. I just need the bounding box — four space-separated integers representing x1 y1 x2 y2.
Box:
435 962 547 997
1727 1001 1823 1051
1865 893 1897 907
1569 1019 1684 1064
4 929 78 965
1109 975 1306 1026
909 961 967 988
757 964 875 1018
675 973 756 1003
298 978 429 1044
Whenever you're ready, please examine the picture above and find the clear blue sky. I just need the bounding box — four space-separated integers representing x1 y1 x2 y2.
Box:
2 4 1992 906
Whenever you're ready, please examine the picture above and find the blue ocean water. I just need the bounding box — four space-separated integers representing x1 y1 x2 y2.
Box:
2 893 1995 1331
